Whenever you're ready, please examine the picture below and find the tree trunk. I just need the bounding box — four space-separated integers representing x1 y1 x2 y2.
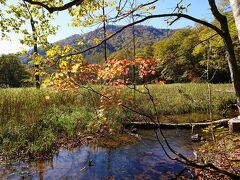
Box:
34 44 40 89
102 0 107 62
229 0 240 42
23 1 40 89
224 31 240 112
209 0 240 112
31 19 41 89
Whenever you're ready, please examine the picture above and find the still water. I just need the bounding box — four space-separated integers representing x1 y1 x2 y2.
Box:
0 129 196 179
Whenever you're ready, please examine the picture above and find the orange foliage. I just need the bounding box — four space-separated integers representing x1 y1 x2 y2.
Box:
98 57 157 86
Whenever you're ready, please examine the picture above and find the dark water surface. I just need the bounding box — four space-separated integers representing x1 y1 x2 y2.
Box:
0 130 196 179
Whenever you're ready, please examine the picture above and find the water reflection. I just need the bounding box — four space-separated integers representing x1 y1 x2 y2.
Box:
0 129 196 179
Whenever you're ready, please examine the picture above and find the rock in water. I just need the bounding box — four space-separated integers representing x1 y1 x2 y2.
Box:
191 134 202 142
229 117 240 133
131 128 138 134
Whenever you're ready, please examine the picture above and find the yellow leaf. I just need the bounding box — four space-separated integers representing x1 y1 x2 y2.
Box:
71 64 80 73
45 96 50 100
149 6 156 10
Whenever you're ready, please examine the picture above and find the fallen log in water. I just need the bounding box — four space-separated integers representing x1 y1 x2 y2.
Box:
123 119 231 129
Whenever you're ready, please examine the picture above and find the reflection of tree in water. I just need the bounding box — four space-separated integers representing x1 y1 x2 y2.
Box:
0 130 196 179
36 160 53 180
107 149 112 177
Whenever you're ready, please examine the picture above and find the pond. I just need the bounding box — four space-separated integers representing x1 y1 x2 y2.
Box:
0 129 197 179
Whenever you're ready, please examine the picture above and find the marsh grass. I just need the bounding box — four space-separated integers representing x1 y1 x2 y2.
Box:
0 88 98 159
0 83 236 159
113 83 236 123
134 83 235 114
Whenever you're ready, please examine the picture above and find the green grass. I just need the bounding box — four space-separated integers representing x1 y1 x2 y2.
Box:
113 83 236 123
0 88 98 159
0 83 237 159
133 83 235 114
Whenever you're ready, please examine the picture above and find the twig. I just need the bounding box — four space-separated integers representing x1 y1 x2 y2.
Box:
83 84 240 178
57 13 223 59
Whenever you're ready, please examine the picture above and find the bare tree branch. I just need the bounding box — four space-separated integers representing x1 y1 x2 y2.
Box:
209 0 227 22
83 84 240 179
24 0 84 13
110 0 159 22
59 13 223 59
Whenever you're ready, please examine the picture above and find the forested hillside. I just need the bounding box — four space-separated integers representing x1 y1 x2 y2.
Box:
56 25 173 63
151 13 240 83
19 14 239 84
20 25 173 64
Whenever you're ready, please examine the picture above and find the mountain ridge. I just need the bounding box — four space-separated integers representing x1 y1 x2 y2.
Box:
21 25 175 64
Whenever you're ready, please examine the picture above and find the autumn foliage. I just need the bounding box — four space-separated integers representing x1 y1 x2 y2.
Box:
46 57 159 118
99 58 157 85
48 57 158 90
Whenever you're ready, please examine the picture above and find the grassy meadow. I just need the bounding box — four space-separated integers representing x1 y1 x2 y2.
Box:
0 83 237 159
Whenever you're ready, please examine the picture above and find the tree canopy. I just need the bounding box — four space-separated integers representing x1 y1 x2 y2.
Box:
152 13 240 83
0 54 31 87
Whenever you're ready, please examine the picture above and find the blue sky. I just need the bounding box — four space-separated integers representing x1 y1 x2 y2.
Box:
0 0 219 54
